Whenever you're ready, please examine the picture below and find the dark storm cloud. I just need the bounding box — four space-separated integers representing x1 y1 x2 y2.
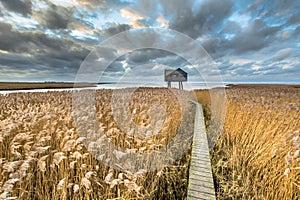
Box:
0 22 30 52
0 0 32 16
0 48 89 79
247 0 300 19
228 19 281 53
121 48 192 78
34 44 89 66
126 49 172 64
134 0 233 38
0 21 90 78
294 26 300 37
133 0 234 58
34 55 80 73
201 37 228 58
35 4 74 29
103 23 132 38
221 21 241 35
0 21 89 58
0 53 33 70
166 0 233 38
287 11 300 25
205 24 295 60
106 61 125 73
0 52 81 81
244 0 300 43
172 0 299 58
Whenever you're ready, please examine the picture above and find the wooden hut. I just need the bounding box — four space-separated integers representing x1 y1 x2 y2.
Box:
164 68 187 90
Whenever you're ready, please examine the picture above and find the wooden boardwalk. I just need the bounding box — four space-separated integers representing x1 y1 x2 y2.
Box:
187 103 216 200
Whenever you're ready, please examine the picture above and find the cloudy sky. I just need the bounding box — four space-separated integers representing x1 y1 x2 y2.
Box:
0 0 299 83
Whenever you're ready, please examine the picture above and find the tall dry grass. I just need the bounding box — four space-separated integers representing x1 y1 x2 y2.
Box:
196 86 300 199
0 88 195 199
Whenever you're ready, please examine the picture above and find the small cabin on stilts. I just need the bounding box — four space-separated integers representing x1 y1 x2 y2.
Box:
164 68 188 90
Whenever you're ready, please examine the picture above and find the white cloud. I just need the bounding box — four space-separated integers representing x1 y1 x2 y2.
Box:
152 64 165 70
251 64 262 70
70 29 98 41
231 58 254 65
120 8 146 28
50 0 79 7
1 12 39 29
185 65 194 69
156 14 169 28
228 12 250 29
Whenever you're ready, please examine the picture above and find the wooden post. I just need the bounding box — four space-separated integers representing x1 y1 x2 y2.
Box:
178 82 183 90
167 81 171 88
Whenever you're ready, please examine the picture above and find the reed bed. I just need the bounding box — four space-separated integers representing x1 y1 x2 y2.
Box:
196 86 300 199
0 88 195 199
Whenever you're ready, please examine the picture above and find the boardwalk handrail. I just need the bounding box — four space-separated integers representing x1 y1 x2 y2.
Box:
187 101 216 200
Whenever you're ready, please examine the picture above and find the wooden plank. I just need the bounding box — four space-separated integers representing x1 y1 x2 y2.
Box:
187 103 216 200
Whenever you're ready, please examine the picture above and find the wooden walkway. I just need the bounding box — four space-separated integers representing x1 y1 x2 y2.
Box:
187 102 216 200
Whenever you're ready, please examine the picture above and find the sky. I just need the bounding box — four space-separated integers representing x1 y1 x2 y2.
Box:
0 0 299 83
